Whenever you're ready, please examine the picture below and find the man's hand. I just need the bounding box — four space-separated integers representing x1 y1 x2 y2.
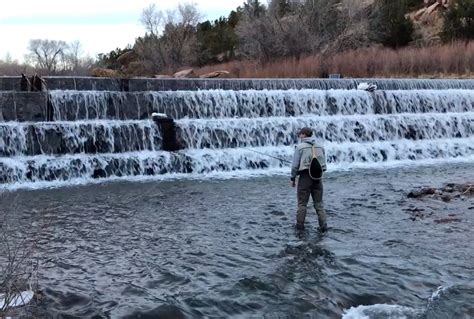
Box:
290 180 296 187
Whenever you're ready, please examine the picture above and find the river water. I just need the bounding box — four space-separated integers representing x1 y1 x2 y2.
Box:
1 162 473 318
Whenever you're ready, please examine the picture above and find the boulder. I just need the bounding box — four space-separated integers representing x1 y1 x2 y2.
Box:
407 183 473 200
426 2 440 15
91 67 122 78
407 187 437 198
173 69 195 78
116 50 137 66
414 8 427 20
199 70 230 78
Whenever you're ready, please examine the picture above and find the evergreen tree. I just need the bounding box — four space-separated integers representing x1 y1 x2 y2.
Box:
196 11 240 65
442 0 474 41
370 0 414 48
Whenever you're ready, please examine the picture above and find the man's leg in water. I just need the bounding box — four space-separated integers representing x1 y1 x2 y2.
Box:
296 172 312 229
311 180 327 231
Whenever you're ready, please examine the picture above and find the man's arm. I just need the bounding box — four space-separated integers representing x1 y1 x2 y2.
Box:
290 147 301 181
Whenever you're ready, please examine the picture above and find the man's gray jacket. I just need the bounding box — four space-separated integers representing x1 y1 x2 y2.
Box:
291 137 327 181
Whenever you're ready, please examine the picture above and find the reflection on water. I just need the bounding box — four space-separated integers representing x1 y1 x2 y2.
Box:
1 163 473 318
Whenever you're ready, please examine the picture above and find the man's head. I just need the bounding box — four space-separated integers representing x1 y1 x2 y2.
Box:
298 127 313 138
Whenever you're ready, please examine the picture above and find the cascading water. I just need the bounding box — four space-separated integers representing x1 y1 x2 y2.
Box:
0 81 473 189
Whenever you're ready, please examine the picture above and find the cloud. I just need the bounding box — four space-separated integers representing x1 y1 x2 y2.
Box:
0 24 143 60
0 0 245 61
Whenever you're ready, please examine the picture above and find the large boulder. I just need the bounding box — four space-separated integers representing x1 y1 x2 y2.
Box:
173 69 195 78
116 50 137 66
91 67 122 78
199 70 230 78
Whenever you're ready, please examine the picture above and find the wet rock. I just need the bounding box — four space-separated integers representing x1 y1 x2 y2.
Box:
434 218 462 224
441 194 451 202
92 169 107 179
407 187 436 198
407 183 472 201
91 67 122 78
269 210 285 216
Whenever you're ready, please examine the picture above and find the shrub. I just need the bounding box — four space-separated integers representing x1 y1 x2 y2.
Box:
442 0 474 41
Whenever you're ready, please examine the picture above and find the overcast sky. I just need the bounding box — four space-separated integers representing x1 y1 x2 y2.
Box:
0 0 244 62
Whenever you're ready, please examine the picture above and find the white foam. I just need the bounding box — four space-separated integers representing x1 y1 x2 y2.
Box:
430 285 448 301
342 304 420 319
0 290 34 309
2 155 473 192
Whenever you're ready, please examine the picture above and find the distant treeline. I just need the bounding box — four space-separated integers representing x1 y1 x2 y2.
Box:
0 0 472 77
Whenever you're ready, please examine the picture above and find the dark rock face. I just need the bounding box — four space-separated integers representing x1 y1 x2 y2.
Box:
407 187 437 198
0 92 48 122
153 117 182 152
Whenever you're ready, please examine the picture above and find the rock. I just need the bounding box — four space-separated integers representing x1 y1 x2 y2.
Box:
91 67 122 78
92 169 107 179
426 2 440 15
414 8 427 20
407 182 472 202
200 70 230 78
434 217 462 224
439 0 450 8
154 74 172 78
173 69 195 78
116 50 136 66
407 187 436 198
441 195 451 202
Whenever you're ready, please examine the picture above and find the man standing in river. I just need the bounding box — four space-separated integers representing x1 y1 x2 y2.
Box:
290 127 328 232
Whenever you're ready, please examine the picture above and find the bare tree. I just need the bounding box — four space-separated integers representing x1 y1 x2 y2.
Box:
163 3 202 67
26 39 68 74
237 0 312 62
176 3 203 27
137 3 203 71
140 3 164 37
64 40 82 72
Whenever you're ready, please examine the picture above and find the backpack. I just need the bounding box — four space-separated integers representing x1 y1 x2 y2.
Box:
309 145 323 180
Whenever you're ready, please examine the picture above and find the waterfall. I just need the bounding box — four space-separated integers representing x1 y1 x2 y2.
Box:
1 79 473 189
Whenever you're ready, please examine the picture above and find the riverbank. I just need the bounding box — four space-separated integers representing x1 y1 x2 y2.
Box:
192 41 473 79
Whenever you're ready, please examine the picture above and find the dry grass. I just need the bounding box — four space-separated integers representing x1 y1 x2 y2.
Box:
194 41 474 78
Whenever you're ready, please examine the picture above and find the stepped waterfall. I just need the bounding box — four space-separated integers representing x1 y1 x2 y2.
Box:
0 78 473 189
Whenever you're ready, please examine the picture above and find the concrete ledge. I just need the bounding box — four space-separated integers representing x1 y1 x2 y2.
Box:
0 92 49 122
1 76 474 91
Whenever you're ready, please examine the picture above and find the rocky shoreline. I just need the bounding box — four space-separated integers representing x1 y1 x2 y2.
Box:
408 182 473 201
405 182 473 223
